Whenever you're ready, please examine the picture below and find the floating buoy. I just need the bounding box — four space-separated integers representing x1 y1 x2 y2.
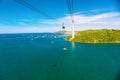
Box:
63 48 67 51
53 64 57 67
51 41 54 44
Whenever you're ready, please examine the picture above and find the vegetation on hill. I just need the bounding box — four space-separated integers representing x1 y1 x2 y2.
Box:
66 29 120 43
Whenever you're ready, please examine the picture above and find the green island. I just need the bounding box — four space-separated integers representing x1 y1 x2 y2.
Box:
66 29 120 43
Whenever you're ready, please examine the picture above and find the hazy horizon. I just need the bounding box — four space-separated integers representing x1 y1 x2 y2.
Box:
0 0 120 33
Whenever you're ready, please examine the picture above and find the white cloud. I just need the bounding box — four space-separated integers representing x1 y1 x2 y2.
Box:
42 12 120 24
41 12 120 31
21 19 33 22
0 12 120 33
89 8 114 13
18 22 28 25
0 25 59 33
17 19 34 26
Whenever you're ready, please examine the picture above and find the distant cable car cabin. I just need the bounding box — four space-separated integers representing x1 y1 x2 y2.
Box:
62 23 65 30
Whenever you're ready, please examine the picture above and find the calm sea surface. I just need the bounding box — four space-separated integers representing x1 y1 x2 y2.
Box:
0 33 120 80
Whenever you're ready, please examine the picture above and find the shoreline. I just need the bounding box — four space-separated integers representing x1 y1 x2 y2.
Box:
66 38 120 44
65 29 120 44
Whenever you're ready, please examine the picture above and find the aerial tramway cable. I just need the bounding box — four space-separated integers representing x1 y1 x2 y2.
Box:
14 0 75 33
14 0 56 19
14 0 66 30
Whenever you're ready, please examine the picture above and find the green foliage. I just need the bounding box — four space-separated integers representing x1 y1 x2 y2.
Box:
66 29 120 43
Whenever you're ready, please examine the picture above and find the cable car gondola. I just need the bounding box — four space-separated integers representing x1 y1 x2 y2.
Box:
62 23 65 29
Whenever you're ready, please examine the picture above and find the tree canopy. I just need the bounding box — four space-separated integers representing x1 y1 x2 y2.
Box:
66 29 120 43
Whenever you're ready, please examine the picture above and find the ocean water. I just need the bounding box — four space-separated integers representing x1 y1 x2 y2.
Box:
0 33 120 80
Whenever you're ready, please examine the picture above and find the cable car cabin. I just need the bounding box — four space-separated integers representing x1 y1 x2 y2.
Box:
62 26 65 29
62 23 65 30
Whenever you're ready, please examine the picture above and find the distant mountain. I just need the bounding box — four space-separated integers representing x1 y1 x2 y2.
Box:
55 30 78 35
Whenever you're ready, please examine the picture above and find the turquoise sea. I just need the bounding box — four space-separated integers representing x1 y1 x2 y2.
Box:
0 33 120 80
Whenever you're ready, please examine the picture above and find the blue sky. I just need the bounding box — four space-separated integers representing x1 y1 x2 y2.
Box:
0 0 120 33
